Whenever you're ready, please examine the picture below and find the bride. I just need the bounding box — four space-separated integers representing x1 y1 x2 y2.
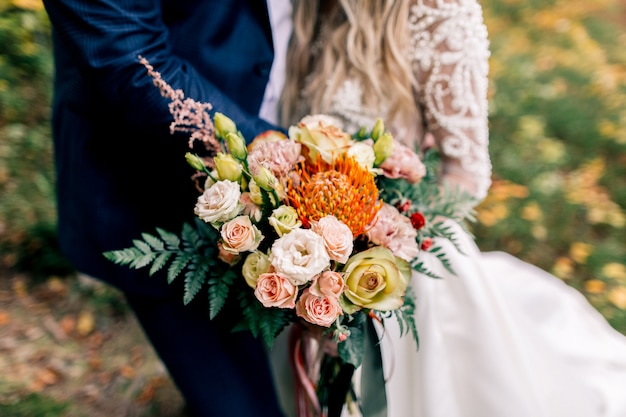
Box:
269 1 626 416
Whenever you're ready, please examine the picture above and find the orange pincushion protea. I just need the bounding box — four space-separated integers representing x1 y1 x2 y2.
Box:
287 154 382 237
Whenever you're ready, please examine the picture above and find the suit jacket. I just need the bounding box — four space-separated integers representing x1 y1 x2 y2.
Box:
43 0 280 295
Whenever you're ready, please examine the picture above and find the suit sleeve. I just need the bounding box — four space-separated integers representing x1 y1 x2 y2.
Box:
43 0 278 141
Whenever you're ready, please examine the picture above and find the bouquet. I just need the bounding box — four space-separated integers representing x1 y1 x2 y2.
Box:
105 58 476 417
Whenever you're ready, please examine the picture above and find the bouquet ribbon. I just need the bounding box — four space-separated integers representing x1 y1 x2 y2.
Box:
289 318 388 417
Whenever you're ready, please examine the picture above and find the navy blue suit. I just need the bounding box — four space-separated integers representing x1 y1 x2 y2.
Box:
42 0 286 415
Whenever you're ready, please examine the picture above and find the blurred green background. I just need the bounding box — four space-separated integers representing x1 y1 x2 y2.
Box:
0 0 624 415
1 0 625 330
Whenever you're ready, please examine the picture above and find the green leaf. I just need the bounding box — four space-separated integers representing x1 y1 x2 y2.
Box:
207 268 236 319
182 222 202 250
157 227 180 249
338 318 366 367
168 253 192 283
133 239 153 255
141 232 165 251
183 262 209 305
149 251 172 276
410 260 443 279
103 247 143 265
395 289 419 350
130 253 156 269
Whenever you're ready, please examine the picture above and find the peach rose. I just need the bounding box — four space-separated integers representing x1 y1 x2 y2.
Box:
310 271 344 299
254 272 298 309
217 241 241 266
220 216 263 254
296 289 343 327
310 216 354 264
289 114 354 163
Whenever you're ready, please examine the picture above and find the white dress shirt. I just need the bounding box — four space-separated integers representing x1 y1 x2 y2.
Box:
258 0 293 125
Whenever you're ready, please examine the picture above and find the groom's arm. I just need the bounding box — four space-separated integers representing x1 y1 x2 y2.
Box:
42 0 279 140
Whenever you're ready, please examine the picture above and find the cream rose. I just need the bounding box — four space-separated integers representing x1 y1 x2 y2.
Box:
289 115 354 163
310 271 345 299
296 289 343 327
310 216 353 264
342 246 411 311
269 229 330 285
242 251 271 289
194 180 242 226
347 140 376 171
254 272 298 309
269 205 302 237
220 216 263 254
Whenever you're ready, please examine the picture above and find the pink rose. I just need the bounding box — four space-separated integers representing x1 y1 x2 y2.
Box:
366 204 419 262
254 272 298 309
379 140 426 184
296 289 342 327
310 271 344 299
290 115 354 163
220 216 263 254
310 216 354 264
217 241 241 266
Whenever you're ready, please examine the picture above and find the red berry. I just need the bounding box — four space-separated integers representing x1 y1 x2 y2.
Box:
421 238 433 251
410 212 426 230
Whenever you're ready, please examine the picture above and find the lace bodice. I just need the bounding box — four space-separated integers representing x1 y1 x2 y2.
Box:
324 0 492 202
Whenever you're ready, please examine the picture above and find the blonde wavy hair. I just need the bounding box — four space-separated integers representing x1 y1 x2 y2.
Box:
280 0 419 127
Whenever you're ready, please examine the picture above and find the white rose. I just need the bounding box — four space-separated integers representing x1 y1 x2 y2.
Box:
241 251 271 289
269 229 330 285
194 180 242 226
220 216 263 254
347 141 376 171
310 216 353 264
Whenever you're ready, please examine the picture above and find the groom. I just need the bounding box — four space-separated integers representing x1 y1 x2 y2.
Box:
42 0 288 415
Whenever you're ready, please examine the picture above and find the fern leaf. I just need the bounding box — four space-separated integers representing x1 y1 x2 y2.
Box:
141 232 165 251
168 253 192 283
130 253 156 269
207 268 236 319
133 239 153 255
103 248 143 265
157 227 180 249
410 260 443 280
183 262 209 305
149 251 172 276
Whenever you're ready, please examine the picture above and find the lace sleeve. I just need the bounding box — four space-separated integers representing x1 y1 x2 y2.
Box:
409 0 491 202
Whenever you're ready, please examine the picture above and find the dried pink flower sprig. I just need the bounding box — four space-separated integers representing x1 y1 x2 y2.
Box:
138 56 221 158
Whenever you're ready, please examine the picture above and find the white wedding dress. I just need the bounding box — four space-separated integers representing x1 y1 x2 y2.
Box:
269 1 626 416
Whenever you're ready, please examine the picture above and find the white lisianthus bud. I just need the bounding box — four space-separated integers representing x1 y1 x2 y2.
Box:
373 132 394 166
214 153 243 182
247 179 264 205
252 165 278 191
371 118 385 141
269 205 302 237
225 132 247 161
213 112 237 139
185 152 206 171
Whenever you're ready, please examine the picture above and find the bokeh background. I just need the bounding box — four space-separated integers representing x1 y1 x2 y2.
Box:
1 0 625 415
